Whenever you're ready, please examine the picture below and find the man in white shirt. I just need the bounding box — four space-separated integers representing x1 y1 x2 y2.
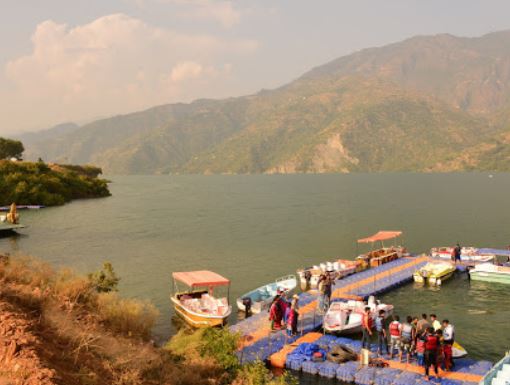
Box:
442 319 455 344
430 314 441 331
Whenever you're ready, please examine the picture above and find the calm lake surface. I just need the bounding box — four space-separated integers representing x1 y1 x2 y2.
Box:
1 174 510 363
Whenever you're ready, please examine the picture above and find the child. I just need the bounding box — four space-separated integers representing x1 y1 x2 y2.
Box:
416 334 425 366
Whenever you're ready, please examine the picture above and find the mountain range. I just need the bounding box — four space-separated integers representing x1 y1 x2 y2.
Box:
22 30 510 174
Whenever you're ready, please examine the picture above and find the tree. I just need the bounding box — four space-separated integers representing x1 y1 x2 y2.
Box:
0 137 24 160
88 262 120 293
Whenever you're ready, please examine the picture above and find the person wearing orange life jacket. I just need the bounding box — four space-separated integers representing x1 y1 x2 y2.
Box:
388 315 402 360
424 327 440 381
361 306 373 350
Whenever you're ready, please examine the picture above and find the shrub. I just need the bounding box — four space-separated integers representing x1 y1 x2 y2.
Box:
233 361 298 385
88 262 120 292
96 292 159 340
200 328 240 373
53 268 95 305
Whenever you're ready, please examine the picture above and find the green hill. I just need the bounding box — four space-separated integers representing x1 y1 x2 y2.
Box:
23 30 510 174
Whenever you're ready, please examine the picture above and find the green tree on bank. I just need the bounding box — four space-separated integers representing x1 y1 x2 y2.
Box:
0 137 24 160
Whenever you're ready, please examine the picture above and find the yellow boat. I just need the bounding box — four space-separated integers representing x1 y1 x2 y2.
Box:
171 270 232 328
413 261 456 286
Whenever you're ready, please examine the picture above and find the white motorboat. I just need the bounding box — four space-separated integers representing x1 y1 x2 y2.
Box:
236 275 297 314
323 296 394 334
297 260 360 291
431 246 494 263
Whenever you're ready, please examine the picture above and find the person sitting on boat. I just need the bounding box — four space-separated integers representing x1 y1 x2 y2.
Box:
389 315 402 361
269 296 283 330
6 203 19 224
375 309 389 356
361 306 373 350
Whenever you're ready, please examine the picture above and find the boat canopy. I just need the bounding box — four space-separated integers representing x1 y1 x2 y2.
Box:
479 248 510 257
357 231 402 244
172 270 230 287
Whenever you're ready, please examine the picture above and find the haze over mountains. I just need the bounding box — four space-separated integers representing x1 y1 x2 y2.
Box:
23 30 510 174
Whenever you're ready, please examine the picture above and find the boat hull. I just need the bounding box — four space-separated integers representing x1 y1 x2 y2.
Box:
470 271 510 284
236 275 296 313
413 270 455 285
171 297 230 328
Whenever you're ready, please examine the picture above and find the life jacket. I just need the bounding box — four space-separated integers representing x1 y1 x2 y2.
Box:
416 339 425 353
362 313 373 330
401 323 413 339
425 334 439 351
389 321 401 337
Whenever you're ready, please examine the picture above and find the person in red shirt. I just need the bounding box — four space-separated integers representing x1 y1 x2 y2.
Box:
424 327 440 380
361 306 373 350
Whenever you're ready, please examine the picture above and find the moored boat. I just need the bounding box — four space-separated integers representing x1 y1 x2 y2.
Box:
413 261 456 285
0 203 25 233
297 260 360 291
357 231 407 269
323 296 394 334
236 275 297 314
430 246 495 264
171 270 232 328
469 261 510 285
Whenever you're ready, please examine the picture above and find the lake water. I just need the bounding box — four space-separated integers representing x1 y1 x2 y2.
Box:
1 174 510 363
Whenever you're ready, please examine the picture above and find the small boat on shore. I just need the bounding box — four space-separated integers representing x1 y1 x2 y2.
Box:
431 246 494 264
171 270 232 328
0 203 25 233
357 231 407 269
323 296 394 335
236 275 297 314
297 260 360 291
413 261 456 285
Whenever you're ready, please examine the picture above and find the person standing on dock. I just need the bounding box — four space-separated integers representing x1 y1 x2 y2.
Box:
424 327 440 381
269 296 283 330
375 309 389 356
442 319 455 370
317 272 333 312
430 314 441 331
389 315 402 361
416 313 430 337
401 316 414 364
361 306 373 350
454 243 462 264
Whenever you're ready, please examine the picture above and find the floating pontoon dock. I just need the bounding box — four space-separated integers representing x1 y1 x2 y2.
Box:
231 256 493 385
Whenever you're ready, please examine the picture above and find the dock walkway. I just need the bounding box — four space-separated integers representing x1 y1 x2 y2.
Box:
230 256 491 384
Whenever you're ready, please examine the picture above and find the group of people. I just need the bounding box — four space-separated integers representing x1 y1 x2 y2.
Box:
268 290 300 336
363 311 456 380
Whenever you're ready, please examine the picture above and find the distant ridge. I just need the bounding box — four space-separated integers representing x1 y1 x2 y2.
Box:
24 30 510 174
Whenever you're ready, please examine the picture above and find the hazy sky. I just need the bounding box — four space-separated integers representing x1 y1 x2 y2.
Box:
1 0 510 135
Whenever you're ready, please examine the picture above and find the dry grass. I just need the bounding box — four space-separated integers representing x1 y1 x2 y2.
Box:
95 292 159 340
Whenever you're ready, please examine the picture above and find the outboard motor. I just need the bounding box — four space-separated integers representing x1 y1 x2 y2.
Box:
242 297 252 317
